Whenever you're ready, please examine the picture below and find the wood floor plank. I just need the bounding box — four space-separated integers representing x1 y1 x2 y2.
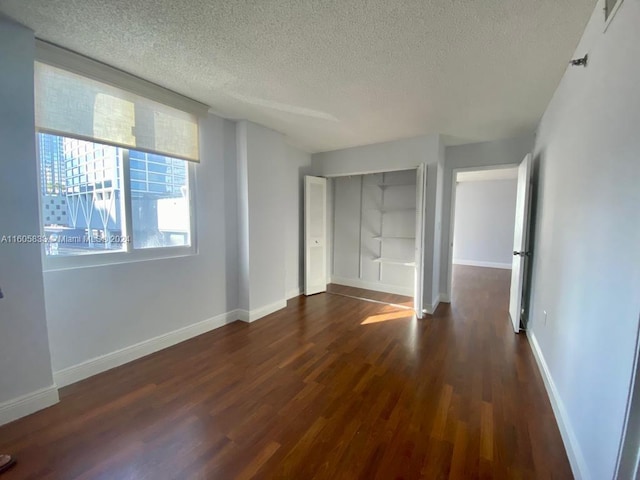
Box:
480 401 494 461
0 266 573 479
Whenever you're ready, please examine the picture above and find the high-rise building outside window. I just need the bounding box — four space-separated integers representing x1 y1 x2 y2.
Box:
38 133 191 257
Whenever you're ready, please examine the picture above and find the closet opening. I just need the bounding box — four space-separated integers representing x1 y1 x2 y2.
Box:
326 168 422 315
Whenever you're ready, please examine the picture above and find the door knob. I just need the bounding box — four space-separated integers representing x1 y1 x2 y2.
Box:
513 251 531 256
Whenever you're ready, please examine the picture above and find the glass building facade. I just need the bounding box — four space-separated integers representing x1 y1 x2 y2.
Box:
38 134 66 195
38 133 189 254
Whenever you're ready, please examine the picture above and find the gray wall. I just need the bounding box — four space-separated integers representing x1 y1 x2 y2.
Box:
527 1 640 478
440 133 535 296
453 179 517 268
332 176 361 282
44 113 239 371
312 135 439 177
0 18 55 405
236 121 250 312
431 141 445 304
237 121 310 314
284 142 312 298
237 121 287 313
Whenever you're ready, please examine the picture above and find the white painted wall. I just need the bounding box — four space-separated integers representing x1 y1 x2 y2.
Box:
0 17 56 412
312 135 439 177
453 179 517 269
527 1 640 478
326 177 335 287
440 133 535 297
43 113 239 372
237 120 301 318
245 121 286 311
312 134 442 311
431 142 445 305
331 171 416 296
284 142 312 299
224 119 240 313
332 176 361 280
236 121 250 312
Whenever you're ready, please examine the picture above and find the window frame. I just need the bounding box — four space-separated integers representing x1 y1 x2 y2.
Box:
37 132 198 272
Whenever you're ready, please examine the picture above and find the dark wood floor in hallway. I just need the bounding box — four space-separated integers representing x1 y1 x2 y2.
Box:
0 266 572 479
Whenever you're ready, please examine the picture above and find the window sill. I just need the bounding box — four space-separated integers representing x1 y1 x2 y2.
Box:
42 245 197 272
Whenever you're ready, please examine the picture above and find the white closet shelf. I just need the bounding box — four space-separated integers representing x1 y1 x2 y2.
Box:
372 235 415 240
369 207 416 212
373 182 416 189
372 257 416 267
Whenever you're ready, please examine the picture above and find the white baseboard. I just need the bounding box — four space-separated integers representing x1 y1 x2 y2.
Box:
424 294 441 315
0 385 59 426
330 276 414 297
287 287 302 300
238 299 287 323
250 299 287 322
440 293 451 303
528 331 589 480
54 310 241 388
453 259 512 270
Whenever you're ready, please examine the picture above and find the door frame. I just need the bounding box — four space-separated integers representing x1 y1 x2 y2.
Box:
323 164 427 318
414 164 427 318
614 317 640 479
446 163 519 303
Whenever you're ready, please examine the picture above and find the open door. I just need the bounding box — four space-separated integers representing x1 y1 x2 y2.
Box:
509 154 533 333
414 165 427 319
305 176 327 296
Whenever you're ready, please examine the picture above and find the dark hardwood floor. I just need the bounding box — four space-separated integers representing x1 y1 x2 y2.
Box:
0 266 572 479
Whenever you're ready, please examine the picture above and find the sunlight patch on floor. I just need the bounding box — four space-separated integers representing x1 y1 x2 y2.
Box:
361 309 416 325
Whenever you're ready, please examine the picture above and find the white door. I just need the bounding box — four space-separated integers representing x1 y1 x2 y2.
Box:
509 154 533 333
305 176 327 296
414 165 427 319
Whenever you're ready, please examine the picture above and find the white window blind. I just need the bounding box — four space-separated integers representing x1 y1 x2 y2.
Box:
35 50 204 162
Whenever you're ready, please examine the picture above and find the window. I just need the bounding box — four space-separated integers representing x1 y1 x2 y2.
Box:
34 42 207 267
128 150 190 250
38 133 191 257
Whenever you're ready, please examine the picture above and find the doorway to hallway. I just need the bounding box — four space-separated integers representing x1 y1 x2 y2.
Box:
448 163 531 331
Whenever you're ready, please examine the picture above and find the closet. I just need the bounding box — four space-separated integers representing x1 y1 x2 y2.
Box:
329 169 417 299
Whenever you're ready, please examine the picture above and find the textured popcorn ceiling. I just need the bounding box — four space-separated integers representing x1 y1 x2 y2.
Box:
0 0 596 152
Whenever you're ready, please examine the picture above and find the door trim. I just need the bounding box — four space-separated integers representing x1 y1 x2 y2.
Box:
614 317 640 479
414 164 427 318
447 163 519 303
